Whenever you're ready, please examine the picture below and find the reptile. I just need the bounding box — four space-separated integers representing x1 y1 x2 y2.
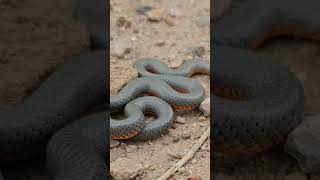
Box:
73 0 108 49
213 0 320 49
213 46 304 154
110 58 210 141
0 50 107 161
46 111 107 180
0 0 108 179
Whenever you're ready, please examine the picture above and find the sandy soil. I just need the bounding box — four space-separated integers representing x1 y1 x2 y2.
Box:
110 0 210 179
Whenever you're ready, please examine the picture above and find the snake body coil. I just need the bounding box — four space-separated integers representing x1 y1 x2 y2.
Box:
110 58 210 141
0 51 106 161
213 46 304 154
47 111 107 180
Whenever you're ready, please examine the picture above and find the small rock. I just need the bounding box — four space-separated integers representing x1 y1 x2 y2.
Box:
110 139 120 148
191 159 197 164
200 145 207 151
167 150 184 159
198 116 207 122
181 131 191 139
187 175 202 180
110 158 144 180
155 40 165 46
176 116 186 124
172 134 180 142
199 98 210 117
112 41 132 58
171 123 177 129
133 29 139 33
146 8 164 22
196 16 210 27
178 167 186 174
143 163 150 169
163 15 175 26
116 16 131 28
285 114 320 173
187 46 206 57
284 172 307 180
168 9 184 18
136 4 153 14
168 58 183 68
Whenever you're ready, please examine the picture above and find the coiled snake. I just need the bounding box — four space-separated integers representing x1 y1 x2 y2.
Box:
213 46 304 154
110 58 210 141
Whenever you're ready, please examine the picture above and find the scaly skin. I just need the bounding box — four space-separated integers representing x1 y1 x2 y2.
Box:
213 0 320 48
110 58 209 141
213 46 304 155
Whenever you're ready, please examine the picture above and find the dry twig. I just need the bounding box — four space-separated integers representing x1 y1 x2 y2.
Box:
157 126 210 180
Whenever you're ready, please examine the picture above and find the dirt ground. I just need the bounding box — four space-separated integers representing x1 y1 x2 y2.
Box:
110 0 210 179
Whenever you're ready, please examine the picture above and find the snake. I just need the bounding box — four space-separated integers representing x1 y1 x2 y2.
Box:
213 0 320 49
213 45 304 154
0 50 106 162
0 0 108 179
110 58 210 141
46 111 107 180
73 0 108 49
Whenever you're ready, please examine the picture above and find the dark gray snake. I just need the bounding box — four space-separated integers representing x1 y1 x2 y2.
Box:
46 111 107 180
0 51 106 161
110 58 210 141
0 0 108 179
213 0 320 49
213 46 304 154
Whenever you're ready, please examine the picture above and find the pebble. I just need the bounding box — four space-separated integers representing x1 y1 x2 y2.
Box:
198 116 207 122
187 175 202 180
146 8 164 22
285 114 320 173
169 8 184 18
116 16 131 28
178 167 186 174
163 15 176 26
136 4 153 14
110 158 144 180
155 40 166 46
196 16 210 27
176 116 186 124
112 41 132 58
191 159 197 164
143 163 150 169
172 134 180 142
199 98 210 117
110 139 120 148
168 58 183 68
167 150 184 159
187 46 206 57
181 131 191 139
